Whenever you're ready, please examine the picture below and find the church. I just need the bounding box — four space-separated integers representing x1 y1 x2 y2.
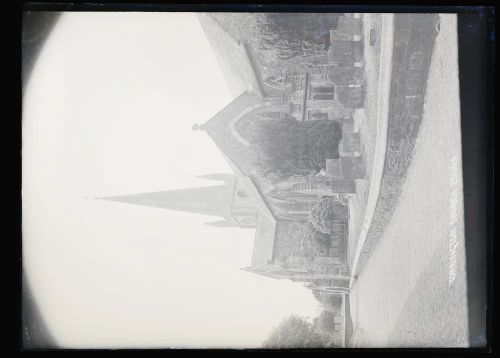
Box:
102 13 367 291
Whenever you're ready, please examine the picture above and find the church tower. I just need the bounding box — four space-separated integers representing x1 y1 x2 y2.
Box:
98 184 235 218
97 177 258 228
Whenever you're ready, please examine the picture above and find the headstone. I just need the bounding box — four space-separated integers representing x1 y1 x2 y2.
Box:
326 159 342 178
337 16 363 36
326 158 365 180
330 30 353 42
329 40 363 64
338 84 366 109
340 132 361 153
341 157 366 179
325 178 356 193
328 67 365 85
341 118 355 133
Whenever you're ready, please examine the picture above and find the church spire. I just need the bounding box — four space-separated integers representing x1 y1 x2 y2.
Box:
198 173 235 183
192 123 207 131
204 219 239 228
96 184 235 218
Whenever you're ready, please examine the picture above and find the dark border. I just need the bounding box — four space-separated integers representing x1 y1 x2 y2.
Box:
457 9 495 351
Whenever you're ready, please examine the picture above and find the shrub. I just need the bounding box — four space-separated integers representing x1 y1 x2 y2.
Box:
309 197 348 234
252 118 342 181
337 84 366 109
313 310 337 334
253 13 340 63
312 290 343 312
263 315 333 348
327 67 365 85
310 224 332 249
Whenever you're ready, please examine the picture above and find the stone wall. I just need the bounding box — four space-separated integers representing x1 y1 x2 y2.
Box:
355 14 441 275
273 220 349 275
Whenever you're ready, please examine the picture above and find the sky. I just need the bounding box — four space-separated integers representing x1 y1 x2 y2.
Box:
22 12 318 349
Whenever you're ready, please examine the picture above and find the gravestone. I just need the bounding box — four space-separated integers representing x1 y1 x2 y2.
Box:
340 157 366 179
337 16 363 36
326 159 342 178
329 40 364 64
326 158 366 179
326 178 356 193
330 29 354 42
341 118 355 134
338 84 366 109
340 132 361 154
327 67 365 85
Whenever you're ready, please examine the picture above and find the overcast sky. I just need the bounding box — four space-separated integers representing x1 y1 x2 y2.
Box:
22 12 318 348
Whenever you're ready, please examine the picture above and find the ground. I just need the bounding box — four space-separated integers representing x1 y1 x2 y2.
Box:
347 13 383 268
347 15 469 347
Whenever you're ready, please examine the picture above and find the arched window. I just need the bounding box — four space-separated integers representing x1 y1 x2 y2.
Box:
264 75 287 89
309 86 335 100
254 111 287 120
237 190 248 198
307 110 329 121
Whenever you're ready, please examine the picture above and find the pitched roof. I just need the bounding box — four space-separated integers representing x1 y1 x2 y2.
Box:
197 13 264 98
251 212 277 267
200 91 264 175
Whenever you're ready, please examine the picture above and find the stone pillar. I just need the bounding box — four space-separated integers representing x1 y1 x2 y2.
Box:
341 118 355 133
340 132 361 155
327 67 365 86
330 30 355 42
337 16 363 36
325 178 356 193
326 159 342 178
340 157 366 179
326 158 366 179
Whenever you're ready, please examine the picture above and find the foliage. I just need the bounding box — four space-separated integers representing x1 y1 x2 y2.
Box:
309 197 348 234
312 290 343 312
262 315 333 349
337 84 366 109
309 224 333 249
313 310 337 335
251 118 342 181
328 67 365 85
252 13 339 63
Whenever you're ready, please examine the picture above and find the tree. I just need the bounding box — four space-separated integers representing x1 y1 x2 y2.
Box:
312 290 343 312
309 197 348 234
313 310 338 335
263 315 333 349
252 13 340 63
251 118 342 181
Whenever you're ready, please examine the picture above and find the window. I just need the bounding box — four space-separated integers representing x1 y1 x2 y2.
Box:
255 111 287 120
237 190 248 198
264 75 287 89
309 86 335 100
308 110 329 121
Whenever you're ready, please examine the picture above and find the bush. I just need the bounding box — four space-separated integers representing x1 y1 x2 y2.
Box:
253 13 340 63
313 310 337 334
310 225 332 249
263 315 333 348
337 84 366 109
312 290 343 311
327 67 365 85
252 118 342 181
309 197 348 234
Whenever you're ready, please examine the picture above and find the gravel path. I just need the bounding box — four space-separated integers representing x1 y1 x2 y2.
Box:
347 13 383 267
349 15 468 347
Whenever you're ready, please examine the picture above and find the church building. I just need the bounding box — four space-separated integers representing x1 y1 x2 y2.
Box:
101 13 367 291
